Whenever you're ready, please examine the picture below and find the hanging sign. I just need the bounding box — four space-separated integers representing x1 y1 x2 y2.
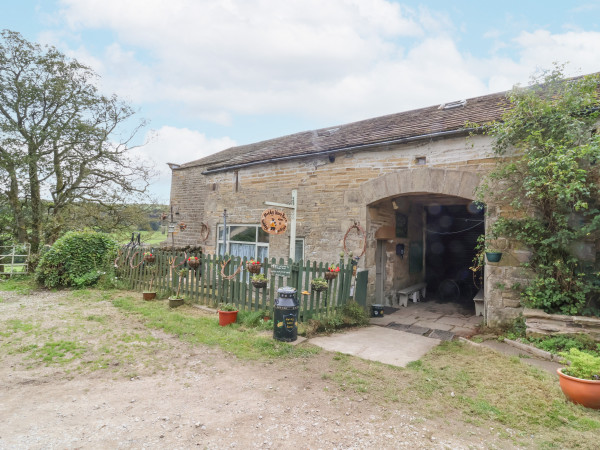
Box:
261 209 288 235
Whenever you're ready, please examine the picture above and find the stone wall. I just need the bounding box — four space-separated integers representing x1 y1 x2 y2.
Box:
524 308 600 341
168 133 526 323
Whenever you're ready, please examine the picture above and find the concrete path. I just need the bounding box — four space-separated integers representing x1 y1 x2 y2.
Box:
309 326 441 367
479 339 562 375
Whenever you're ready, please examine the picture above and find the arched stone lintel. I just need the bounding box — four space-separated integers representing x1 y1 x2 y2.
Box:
359 168 481 205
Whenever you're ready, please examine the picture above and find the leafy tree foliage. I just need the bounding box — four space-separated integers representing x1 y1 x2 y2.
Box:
0 30 153 251
479 66 600 315
35 230 118 288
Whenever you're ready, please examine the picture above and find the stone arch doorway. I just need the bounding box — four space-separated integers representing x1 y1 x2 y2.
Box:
359 168 483 312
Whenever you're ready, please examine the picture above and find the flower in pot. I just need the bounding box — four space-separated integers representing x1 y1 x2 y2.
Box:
251 273 268 289
187 256 200 269
324 264 340 280
218 302 238 326
310 277 328 292
557 348 600 409
168 268 187 308
143 251 155 263
143 264 157 300
247 259 262 274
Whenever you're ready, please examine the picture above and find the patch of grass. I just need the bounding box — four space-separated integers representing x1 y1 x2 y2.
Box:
405 341 600 447
111 295 320 360
0 275 36 295
29 340 86 364
86 315 106 323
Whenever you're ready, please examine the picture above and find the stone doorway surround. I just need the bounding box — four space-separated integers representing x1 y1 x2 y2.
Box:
357 167 485 319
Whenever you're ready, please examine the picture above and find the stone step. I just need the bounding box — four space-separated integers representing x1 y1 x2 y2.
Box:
383 322 455 341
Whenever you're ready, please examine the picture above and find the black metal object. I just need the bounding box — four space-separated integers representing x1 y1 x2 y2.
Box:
371 304 384 317
273 286 298 342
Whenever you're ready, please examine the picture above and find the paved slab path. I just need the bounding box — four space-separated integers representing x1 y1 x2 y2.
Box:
309 326 441 367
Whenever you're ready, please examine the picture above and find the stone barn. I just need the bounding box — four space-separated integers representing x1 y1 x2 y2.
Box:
167 89 526 325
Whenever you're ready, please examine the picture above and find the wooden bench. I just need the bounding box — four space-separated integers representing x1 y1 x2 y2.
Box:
397 283 427 307
473 289 484 316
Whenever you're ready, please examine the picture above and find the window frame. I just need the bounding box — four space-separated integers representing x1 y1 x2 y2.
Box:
217 223 269 260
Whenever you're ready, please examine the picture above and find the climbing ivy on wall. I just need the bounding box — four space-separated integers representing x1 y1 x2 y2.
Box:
477 66 600 316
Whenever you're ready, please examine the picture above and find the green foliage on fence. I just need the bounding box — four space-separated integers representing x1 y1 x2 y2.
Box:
115 249 354 320
35 231 119 288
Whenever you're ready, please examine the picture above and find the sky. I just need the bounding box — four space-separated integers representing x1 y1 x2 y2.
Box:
2 0 600 203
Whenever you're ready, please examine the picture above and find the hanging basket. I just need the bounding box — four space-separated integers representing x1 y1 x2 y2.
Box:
324 272 338 281
143 254 155 263
247 262 262 274
311 284 328 293
251 280 267 289
188 258 200 269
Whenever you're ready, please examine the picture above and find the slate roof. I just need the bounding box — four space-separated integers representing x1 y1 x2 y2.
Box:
179 90 511 173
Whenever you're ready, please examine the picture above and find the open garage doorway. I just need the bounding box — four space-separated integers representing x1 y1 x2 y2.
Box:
425 203 484 309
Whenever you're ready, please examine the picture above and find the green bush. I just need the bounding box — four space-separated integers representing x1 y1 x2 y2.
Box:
302 301 369 337
527 334 600 357
35 231 118 288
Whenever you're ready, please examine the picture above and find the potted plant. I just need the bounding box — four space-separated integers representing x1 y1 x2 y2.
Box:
187 256 200 269
310 277 328 292
324 264 340 280
247 259 262 274
218 302 238 326
143 264 157 300
473 234 503 265
143 251 155 263
251 273 267 289
168 268 186 308
557 348 600 409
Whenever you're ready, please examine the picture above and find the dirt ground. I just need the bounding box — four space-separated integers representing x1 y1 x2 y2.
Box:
0 289 505 449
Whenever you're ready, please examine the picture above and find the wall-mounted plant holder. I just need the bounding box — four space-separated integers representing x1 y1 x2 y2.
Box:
485 252 502 263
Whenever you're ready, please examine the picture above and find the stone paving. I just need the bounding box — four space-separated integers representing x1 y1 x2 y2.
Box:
370 299 483 339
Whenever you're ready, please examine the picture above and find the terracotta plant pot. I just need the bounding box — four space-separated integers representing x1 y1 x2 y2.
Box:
324 272 338 281
169 298 184 308
251 280 267 289
143 292 156 301
557 368 600 409
247 263 261 274
218 310 238 326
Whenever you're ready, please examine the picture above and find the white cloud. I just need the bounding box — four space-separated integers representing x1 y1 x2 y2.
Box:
134 126 236 202
53 0 600 128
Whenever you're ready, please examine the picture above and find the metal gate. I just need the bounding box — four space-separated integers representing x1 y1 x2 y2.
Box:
0 244 31 276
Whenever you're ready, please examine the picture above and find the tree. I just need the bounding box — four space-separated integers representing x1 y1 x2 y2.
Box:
0 30 154 252
478 66 600 315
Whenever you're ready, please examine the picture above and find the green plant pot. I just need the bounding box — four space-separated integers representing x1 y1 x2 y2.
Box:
485 252 502 263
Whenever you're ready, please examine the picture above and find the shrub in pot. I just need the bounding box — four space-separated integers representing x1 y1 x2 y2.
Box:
310 277 328 292
143 264 157 300
218 302 238 326
168 268 187 307
557 348 600 409
251 273 267 289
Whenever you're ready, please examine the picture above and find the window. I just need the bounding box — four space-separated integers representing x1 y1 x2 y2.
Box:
217 224 269 260
294 238 304 262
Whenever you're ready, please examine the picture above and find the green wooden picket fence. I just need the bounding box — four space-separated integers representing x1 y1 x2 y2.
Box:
115 248 354 320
